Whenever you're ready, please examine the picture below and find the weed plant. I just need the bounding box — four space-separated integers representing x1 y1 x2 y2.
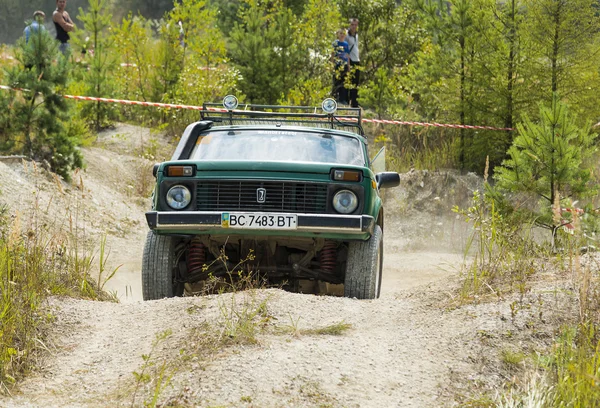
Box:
277 315 352 337
211 252 272 346
0 165 115 393
131 329 175 408
368 124 459 173
195 249 354 344
460 181 600 405
495 375 548 408
537 228 600 407
541 324 600 406
0 211 103 392
130 254 273 406
454 184 543 302
133 135 163 200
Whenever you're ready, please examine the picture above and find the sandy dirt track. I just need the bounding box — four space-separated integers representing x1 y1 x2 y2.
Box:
4 251 472 408
0 125 490 407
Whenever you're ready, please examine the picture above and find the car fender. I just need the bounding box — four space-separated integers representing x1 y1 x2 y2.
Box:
373 197 384 231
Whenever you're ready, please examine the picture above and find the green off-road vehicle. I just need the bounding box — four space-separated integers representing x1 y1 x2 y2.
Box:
142 97 400 300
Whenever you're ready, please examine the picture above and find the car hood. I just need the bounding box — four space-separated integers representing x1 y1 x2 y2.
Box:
162 160 368 175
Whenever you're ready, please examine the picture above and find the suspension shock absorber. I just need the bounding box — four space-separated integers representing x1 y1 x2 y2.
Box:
187 237 206 277
319 241 337 273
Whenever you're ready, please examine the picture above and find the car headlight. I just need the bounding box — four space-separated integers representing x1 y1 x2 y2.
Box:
166 185 191 210
332 190 358 214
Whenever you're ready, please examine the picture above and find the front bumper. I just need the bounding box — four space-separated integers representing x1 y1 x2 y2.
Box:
145 211 374 235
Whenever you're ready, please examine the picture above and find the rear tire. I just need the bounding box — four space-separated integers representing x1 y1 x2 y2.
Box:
142 231 182 300
344 225 383 299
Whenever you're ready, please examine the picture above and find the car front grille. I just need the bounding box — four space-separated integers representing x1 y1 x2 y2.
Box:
196 180 328 213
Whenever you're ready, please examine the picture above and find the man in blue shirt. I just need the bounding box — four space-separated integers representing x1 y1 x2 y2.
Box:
24 11 46 44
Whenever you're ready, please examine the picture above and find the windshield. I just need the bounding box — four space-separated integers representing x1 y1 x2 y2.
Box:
189 130 365 166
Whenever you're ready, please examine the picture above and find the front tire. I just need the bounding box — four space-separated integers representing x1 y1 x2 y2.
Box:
142 231 182 300
344 225 383 299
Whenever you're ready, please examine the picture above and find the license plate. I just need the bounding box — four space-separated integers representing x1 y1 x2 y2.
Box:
221 213 298 229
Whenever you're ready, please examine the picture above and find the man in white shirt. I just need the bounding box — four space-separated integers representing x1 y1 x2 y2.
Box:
346 18 360 108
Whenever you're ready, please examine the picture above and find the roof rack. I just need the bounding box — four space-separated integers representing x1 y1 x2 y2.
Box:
201 102 364 136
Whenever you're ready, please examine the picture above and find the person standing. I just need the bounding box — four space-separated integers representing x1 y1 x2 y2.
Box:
346 18 360 108
332 29 350 105
53 0 74 55
178 21 185 48
24 11 46 44
23 11 47 70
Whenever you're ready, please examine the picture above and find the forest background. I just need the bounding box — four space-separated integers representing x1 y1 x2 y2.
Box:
1 0 600 178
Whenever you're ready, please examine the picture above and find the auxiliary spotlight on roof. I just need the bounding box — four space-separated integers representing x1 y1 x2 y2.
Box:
321 98 338 114
201 98 363 135
223 95 239 111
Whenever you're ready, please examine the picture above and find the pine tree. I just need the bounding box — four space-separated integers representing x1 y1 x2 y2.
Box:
458 0 528 171
168 0 226 99
338 0 421 77
111 14 154 121
334 1 423 115
151 19 184 107
269 7 301 99
524 0 600 121
358 67 397 119
417 0 483 170
5 28 82 181
494 94 598 232
0 89 14 152
77 0 118 131
280 0 342 106
168 0 236 124
121 0 175 20
463 0 525 144
229 3 281 103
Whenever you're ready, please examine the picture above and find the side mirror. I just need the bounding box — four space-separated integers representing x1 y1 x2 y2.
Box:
152 163 160 178
376 172 400 189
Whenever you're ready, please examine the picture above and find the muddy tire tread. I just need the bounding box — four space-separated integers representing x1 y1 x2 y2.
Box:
344 225 383 299
142 231 175 300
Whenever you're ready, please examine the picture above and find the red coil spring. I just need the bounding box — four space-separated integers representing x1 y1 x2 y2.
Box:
319 241 337 273
187 238 206 276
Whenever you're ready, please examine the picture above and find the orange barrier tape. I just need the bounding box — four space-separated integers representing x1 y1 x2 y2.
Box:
0 84 24 91
119 63 218 70
0 84 514 131
344 116 514 131
63 94 209 111
561 207 585 215
0 85 214 111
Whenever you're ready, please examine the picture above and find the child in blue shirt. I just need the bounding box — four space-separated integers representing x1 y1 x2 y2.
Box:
332 29 350 105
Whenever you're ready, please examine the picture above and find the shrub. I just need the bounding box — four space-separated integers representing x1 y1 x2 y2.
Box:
2 30 83 181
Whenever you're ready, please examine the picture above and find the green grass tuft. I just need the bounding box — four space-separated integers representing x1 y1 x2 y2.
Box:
0 178 115 392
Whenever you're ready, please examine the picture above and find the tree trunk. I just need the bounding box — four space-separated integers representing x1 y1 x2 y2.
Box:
551 0 562 93
459 34 466 171
505 0 517 146
94 19 100 132
24 94 36 158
